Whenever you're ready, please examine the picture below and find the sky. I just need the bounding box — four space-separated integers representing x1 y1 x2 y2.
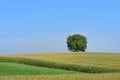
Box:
0 0 120 54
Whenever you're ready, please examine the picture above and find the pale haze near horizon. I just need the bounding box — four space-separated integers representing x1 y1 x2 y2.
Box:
0 0 120 54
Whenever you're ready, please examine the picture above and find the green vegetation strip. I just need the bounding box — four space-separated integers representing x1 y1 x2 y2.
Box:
0 62 79 76
0 57 120 73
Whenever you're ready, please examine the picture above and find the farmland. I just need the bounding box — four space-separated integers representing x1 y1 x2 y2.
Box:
0 52 120 80
0 73 120 80
0 62 80 75
4 52 120 69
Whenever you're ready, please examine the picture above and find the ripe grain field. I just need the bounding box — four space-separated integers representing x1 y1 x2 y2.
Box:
3 52 120 69
0 52 120 80
0 73 120 80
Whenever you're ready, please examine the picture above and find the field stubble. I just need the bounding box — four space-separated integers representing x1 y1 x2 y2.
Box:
0 73 120 80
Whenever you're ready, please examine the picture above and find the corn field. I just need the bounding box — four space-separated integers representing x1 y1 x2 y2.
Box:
0 57 120 73
0 52 120 80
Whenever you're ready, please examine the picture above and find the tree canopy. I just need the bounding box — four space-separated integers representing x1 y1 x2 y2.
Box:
67 34 87 52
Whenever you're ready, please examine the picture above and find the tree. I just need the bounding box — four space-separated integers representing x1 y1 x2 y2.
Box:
67 34 87 52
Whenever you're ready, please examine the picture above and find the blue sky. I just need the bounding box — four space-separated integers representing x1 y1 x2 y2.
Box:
0 0 120 53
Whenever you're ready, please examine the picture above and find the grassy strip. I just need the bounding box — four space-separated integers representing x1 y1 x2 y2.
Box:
0 62 79 76
0 57 120 73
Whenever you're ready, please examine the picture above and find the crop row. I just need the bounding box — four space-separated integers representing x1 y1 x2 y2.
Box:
0 57 120 73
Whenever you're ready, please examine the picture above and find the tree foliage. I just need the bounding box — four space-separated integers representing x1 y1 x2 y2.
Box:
67 34 87 52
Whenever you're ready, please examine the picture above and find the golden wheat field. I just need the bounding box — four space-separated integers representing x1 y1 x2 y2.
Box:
4 52 120 69
0 52 120 80
0 73 120 80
